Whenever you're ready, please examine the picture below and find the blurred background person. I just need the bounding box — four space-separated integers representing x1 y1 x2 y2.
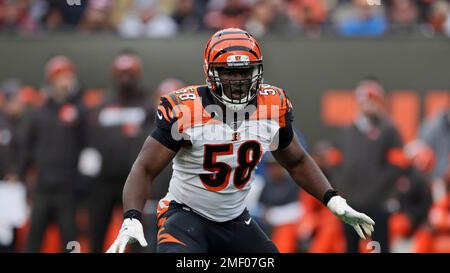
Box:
414 155 450 252
0 0 450 37
0 0 38 34
77 0 114 33
285 0 329 36
203 0 250 31
334 0 388 37
171 0 204 33
388 0 420 35
258 153 301 253
108 0 134 31
246 0 292 37
420 106 450 181
118 0 178 38
0 79 33 253
151 78 184 108
331 77 406 253
426 0 450 35
38 0 88 32
388 140 433 252
82 50 155 253
21 56 83 252
297 140 345 253
0 79 27 183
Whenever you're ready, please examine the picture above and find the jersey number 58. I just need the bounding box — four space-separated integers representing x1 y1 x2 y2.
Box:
199 141 262 192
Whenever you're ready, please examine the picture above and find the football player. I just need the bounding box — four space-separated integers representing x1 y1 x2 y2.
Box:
107 28 375 253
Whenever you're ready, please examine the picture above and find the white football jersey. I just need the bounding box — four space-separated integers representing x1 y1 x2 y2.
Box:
153 85 293 222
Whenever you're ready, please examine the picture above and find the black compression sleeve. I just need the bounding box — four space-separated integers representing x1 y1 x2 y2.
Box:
151 127 183 152
277 122 294 150
322 190 339 206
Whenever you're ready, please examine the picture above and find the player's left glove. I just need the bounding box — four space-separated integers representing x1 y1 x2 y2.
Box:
106 218 148 253
327 196 375 239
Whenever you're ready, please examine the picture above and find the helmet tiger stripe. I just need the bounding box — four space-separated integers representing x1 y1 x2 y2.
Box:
203 28 263 111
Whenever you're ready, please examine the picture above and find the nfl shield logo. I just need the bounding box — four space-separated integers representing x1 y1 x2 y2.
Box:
232 132 240 141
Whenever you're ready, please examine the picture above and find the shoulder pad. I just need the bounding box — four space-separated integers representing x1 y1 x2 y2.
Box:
158 85 211 131
254 84 293 127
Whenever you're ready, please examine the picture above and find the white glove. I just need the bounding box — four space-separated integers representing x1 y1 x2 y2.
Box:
327 196 375 240
106 218 148 253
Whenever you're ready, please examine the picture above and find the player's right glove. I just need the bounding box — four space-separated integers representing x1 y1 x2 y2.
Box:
327 195 375 240
106 218 148 253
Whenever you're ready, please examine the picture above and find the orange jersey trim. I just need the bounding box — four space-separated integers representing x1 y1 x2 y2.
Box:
161 86 214 132
250 85 289 127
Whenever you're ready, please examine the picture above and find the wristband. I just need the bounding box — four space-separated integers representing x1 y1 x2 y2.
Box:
322 189 338 206
123 209 142 222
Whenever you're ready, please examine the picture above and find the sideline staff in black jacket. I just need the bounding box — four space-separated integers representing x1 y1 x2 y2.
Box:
332 78 405 253
82 51 155 252
22 56 83 252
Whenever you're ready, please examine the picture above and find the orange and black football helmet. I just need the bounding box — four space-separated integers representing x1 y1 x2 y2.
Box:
203 28 263 110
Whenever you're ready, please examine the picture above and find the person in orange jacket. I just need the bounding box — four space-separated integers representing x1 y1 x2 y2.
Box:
297 140 345 253
388 140 433 251
258 154 301 253
414 155 450 253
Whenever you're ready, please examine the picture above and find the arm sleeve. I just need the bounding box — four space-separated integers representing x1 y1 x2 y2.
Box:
151 127 183 152
150 97 184 152
276 93 294 150
277 119 294 150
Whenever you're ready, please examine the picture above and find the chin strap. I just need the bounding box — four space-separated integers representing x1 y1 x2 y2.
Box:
210 90 249 111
